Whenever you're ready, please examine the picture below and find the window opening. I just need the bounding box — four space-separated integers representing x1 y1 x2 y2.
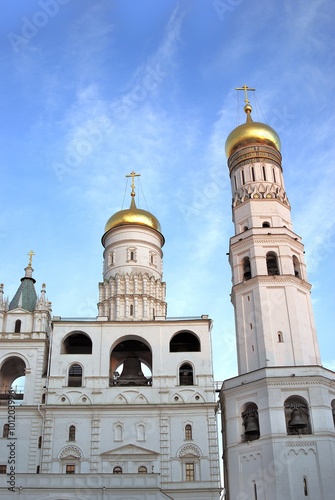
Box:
242 403 260 441
241 169 245 185
170 331 200 352
254 482 258 500
293 255 301 278
284 396 311 435
266 252 279 276
262 221 270 228
66 464 75 474
38 436 42 448
251 166 255 182
62 332 92 354
138 466 147 473
130 304 134 316
36 465 40 474
179 364 194 386
185 424 192 440
68 364 82 387
272 168 276 183
130 251 134 261
234 175 237 190
185 463 195 482
0 465 6 474
303 477 308 496
69 425 76 441
2 424 9 438
278 331 283 343
262 165 266 180
14 320 21 333
242 257 251 281
41 393 46 404
113 466 122 474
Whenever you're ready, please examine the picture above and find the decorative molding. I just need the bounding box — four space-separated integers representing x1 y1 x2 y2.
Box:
59 445 83 460
178 444 202 458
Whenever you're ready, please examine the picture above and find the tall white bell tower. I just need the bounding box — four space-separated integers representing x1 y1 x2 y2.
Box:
220 87 335 500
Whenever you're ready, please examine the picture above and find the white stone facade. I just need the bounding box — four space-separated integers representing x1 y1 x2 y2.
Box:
0 213 221 499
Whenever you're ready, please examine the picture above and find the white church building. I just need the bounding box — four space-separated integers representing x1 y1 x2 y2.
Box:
0 92 334 499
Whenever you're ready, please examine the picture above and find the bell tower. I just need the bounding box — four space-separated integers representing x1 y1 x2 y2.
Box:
220 87 335 500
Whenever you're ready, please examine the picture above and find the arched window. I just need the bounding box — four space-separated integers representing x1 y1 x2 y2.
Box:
179 363 193 386
41 393 46 404
277 331 284 343
62 332 92 354
262 221 270 228
284 396 311 435
113 466 122 474
293 255 301 278
242 256 251 281
130 304 134 316
303 476 308 496
138 466 147 473
14 320 21 333
2 424 9 438
68 364 82 387
185 424 192 440
114 423 123 441
242 403 260 441
266 252 279 276
38 436 42 448
0 356 26 400
36 465 40 474
69 425 76 441
170 331 200 352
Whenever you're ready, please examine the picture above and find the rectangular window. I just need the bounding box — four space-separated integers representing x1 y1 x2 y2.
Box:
185 462 195 482
66 464 75 474
0 465 7 474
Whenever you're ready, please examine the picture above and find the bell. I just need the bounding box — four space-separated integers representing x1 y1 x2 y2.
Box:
117 353 148 386
288 408 307 429
244 414 260 436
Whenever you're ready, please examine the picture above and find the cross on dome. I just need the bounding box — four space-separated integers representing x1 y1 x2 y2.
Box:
28 250 35 267
126 171 141 198
235 85 256 105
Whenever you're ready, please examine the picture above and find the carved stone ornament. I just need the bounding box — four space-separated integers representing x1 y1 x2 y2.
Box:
59 445 83 460
178 444 201 458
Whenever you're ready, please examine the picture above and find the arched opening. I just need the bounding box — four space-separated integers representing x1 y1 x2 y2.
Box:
113 466 122 474
129 304 134 316
170 331 201 352
242 256 251 281
185 424 192 440
284 395 311 435
262 221 270 228
14 320 21 333
68 425 76 441
241 402 260 442
138 465 147 473
293 255 301 278
38 436 42 448
179 363 194 386
331 399 335 427
277 331 284 343
2 424 9 438
266 252 279 276
68 364 83 387
110 337 152 387
61 332 92 354
0 356 26 401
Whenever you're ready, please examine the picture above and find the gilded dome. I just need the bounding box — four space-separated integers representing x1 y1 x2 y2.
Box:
104 196 162 234
225 104 281 158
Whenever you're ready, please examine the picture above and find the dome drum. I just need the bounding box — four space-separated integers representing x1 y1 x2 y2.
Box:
227 144 282 175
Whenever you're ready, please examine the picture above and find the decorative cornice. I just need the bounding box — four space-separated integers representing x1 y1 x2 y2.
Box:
59 445 83 460
228 145 282 172
178 444 202 458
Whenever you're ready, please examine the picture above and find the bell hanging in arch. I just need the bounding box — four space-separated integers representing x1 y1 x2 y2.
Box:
244 413 260 436
288 408 307 429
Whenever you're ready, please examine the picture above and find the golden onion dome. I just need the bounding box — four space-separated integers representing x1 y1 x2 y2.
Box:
104 196 162 234
225 104 281 158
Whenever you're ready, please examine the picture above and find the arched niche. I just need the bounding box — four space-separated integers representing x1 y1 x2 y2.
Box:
110 336 152 387
170 331 201 352
0 356 26 400
284 395 311 435
61 331 92 354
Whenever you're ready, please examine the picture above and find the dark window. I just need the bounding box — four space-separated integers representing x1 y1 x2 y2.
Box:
272 168 277 183
242 257 251 281
66 464 75 474
241 169 245 185
242 403 260 441
262 165 266 180
170 331 200 352
303 477 308 496
38 436 42 449
68 364 82 387
14 320 21 333
130 251 134 261
266 252 279 276
41 393 46 404
0 465 6 474
262 221 270 228
36 465 40 474
284 396 311 435
62 332 92 354
138 466 147 473
293 255 301 278
185 424 192 440
130 304 134 316
69 425 76 441
179 363 193 386
113 466 122 474
251 166 255 182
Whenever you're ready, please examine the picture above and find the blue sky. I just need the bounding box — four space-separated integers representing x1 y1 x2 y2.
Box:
0 0 334 381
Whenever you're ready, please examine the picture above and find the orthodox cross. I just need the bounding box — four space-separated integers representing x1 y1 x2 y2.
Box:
126 171 141 196
235 85 256 105
28 250 35 266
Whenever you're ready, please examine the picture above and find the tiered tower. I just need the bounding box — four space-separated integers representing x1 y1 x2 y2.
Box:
220 87 335 500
